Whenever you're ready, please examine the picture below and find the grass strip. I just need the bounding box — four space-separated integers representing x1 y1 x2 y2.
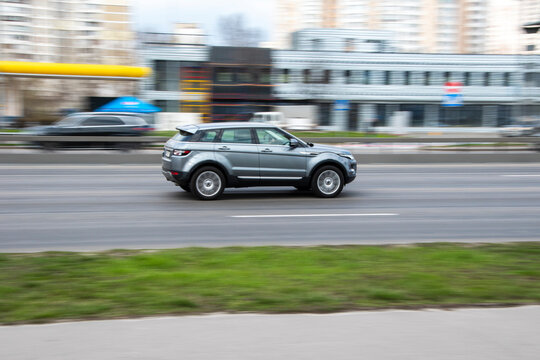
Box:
0 243 539 324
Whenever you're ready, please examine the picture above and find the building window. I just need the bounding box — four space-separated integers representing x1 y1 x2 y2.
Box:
216 68 233 83
404 71 410 85
237 71 253 83
257 69 270 84
363 70 371 85
345 38 355 52
444 71 451 83
344 70 352 84
303 69 311 83
424 72 430 86
155 100 180 112
440 105 482 127
323 69 331 84
484 73 490 86
384 71 390 85
319 103 331 126
374 104 387 126
497 105 511 126
400 104 425 127
281 69 289 83
464 72 471 86
526 44 535 52
503 72 510 87
154 60 181 91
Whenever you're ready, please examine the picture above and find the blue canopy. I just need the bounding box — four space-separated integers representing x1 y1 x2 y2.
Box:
96 96 161 113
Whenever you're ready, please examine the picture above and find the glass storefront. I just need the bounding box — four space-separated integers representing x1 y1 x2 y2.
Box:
439 105 482 127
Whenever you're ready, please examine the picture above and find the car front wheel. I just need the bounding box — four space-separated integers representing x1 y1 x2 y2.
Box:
190 167 225 200
311 165 344 198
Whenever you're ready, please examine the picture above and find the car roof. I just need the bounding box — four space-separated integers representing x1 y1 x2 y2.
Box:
177 122 276 132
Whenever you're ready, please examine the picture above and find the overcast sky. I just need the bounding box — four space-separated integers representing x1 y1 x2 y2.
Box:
132 0 276 44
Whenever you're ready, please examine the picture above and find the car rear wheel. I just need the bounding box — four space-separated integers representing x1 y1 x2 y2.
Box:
190 167 225 200
311 165 344 198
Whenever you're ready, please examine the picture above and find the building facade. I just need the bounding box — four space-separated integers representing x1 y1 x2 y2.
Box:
139 28 540 131
273 29 540 131
276 0 488 54
521 0 540 54
0 0 136 119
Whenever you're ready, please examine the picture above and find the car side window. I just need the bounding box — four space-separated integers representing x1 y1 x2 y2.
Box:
199 130 219 142
220 128 254 144
81 116 123 126
256 128 290 146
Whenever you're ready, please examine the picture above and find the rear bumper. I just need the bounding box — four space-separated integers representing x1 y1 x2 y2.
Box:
162 168 189 186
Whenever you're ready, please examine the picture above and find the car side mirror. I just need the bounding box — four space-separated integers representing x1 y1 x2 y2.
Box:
289 138 299 148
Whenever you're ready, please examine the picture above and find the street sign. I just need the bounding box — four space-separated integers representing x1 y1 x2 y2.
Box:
334 100 349 111
442 81 463 107
442 93 463 107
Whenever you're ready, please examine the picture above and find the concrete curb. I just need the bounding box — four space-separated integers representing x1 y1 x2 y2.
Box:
1 152 540 164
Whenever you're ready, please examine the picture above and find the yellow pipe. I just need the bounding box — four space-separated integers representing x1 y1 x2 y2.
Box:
0 61 151 78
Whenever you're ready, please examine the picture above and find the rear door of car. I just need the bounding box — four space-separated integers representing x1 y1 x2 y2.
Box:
213 128 259 180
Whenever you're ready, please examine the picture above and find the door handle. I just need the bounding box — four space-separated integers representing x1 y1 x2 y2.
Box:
217 146 230 151
261 148 272 153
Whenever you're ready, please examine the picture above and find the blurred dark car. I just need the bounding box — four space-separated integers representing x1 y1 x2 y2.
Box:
27 112 155 150
28 112 154 136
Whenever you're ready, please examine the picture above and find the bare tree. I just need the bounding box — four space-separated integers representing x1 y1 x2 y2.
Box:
218 14 262 47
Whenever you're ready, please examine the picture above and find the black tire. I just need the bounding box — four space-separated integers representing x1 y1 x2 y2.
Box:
180 184 191 192
116 143 133 152
41 142 58 151
189 166 225 200
311 165 344 198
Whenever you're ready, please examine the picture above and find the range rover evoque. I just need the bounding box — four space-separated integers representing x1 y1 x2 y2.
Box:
162 122 357 200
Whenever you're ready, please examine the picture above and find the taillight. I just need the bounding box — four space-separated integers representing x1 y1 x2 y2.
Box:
172 150 191 156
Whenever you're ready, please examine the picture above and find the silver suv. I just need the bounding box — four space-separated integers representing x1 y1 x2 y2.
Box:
162 122 357 200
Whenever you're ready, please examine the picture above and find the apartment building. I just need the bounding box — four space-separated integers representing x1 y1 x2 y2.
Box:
521 0 540 54
0 0 136 118
276 0 488 54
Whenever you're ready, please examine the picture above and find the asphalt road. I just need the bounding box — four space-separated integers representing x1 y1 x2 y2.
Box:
1 163 539 252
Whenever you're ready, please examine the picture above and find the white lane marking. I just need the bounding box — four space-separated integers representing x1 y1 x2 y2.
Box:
231 213 398 218
501 175 540 177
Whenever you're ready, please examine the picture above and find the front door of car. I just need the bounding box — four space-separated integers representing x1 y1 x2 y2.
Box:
255 128 307 179
213 128 260 180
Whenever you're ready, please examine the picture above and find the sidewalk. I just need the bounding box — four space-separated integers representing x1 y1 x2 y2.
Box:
1 306 538 360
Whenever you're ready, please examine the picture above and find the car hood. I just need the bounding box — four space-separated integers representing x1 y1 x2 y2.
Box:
308 143 353 156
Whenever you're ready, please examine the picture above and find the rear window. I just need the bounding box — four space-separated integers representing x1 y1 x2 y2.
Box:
199 130 219 142
172 130 194 142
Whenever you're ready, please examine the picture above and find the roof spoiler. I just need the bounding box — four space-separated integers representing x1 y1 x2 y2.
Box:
175 124 199 134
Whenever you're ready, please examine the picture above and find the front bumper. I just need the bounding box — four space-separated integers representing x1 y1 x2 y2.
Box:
345 160 357 184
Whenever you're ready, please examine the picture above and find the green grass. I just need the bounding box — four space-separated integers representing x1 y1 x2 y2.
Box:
0 243 539 324
0 129 21 133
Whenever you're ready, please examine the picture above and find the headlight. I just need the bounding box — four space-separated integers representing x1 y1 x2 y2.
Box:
339 153 355 161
